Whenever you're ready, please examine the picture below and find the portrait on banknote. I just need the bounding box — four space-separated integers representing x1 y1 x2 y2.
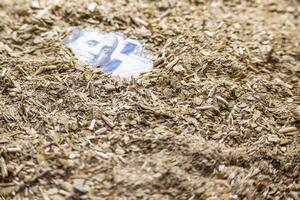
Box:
64 28 153 78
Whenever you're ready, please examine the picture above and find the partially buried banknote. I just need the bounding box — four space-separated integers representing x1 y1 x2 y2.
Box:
64 28 153 78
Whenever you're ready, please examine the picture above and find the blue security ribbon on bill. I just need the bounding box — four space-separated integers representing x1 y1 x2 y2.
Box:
120 42 138 56
102 59 122 73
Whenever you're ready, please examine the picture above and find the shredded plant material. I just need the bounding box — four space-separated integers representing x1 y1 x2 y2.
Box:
0 0 299 199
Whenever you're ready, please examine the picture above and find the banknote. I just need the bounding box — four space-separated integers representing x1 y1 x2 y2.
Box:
64 28 153 78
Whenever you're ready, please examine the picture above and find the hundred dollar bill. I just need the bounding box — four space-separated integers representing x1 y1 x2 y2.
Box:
64 28 153 78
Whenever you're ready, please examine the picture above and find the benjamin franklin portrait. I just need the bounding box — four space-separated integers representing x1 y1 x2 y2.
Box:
64 29 118 67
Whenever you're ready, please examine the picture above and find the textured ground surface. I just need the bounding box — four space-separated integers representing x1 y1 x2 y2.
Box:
0 0 299 199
